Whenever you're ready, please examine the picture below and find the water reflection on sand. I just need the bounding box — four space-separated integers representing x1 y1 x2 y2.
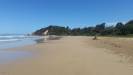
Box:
0 51 32 64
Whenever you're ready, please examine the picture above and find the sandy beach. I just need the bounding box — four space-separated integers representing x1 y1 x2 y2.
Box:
1 36 133 75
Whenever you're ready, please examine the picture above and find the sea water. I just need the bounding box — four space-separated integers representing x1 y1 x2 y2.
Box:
0 34 42 64
0 34 41 49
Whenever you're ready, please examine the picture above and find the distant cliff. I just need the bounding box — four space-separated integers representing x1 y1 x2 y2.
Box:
33 25 70 36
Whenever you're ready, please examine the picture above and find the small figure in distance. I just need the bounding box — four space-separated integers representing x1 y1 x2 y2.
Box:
93 35 98 40
43 30 49 41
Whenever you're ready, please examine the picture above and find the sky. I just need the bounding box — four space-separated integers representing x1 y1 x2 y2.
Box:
0 0 133 34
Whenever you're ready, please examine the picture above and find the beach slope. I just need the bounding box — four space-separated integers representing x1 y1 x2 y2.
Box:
0 36 133 75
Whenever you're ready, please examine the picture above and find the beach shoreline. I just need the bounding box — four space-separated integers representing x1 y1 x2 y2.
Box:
0 36 133 75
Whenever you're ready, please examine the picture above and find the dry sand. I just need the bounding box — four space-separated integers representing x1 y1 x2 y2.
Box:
0 36 133 75
87 37 133 62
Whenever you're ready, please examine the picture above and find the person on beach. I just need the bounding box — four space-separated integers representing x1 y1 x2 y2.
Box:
43 30 49 41
93 35 98 40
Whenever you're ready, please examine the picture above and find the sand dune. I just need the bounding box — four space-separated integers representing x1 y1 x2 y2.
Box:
0 36 133 75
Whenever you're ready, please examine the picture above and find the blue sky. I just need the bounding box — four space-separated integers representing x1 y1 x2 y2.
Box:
0 0 133 34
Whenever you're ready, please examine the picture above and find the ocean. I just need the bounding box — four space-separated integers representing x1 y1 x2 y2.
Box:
0 34 42 49
0 34 43 64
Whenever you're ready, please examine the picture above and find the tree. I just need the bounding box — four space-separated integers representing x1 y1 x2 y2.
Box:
95 23 105 32
114 22 127 35
125 20 133 34
71 28 81 35
101 26 114 35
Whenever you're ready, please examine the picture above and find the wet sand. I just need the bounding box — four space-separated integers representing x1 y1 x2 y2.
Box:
0 36 133 75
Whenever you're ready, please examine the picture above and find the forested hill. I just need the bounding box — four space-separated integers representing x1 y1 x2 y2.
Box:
33 20 133 36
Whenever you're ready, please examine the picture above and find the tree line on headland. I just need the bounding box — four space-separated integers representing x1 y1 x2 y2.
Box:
33 20 133 36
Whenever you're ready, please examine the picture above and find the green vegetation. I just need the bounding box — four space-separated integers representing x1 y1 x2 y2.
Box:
33 20 133 36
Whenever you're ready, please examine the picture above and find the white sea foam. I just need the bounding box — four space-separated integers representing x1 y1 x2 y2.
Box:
0 39 20 42
0 34 41 49
0 35 39 42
